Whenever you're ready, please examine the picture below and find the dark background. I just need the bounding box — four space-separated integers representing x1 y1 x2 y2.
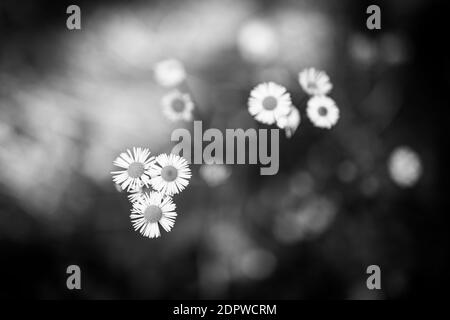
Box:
0 0 448 299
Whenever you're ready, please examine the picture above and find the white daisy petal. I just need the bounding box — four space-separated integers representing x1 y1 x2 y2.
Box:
154 59 186 87
276 105 301 138
127 185 154 203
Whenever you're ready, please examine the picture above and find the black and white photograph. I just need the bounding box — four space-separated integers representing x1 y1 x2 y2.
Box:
0 0 448 307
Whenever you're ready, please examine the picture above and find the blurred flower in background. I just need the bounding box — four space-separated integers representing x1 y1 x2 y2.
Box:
161 90 195 122
388 146 422 188
237 19 279 65
274 196 337 244
380 33 411 66
348 33 378 67
154 59 187 87
199 164 232 187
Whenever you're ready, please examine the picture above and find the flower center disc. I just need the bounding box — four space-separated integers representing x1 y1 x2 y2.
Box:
161 165 178 182
143 205 162 223
128 162 145 178
318 106 328 116
262 96 278 111
172 99 185 113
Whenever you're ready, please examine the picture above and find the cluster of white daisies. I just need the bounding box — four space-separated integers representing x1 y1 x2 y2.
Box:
111 147 191 239
153 60 339 133
111 64 339 239
248 67 340 137
154 59 195 122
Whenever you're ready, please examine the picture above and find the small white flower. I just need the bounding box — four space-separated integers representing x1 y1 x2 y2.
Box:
150 153 192 196
388 146 422 188
161 90 194 122
154 59 186 87
276 105 301 138
306 96 339 129
130 191 177 239
128 185 153 203
111 147 155 192
298 68 333 96
248 82 292 125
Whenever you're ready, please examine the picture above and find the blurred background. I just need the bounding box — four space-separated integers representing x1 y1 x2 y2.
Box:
0 0 448 299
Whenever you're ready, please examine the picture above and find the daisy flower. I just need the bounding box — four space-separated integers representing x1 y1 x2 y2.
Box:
150 153 192 195
128 185 153 203
298 68 333 96
306 96 340 129
154 59 186 87
161 90 194 122
276 105 301 138
111 147 155 192
248 82 292 125
130 191 177 239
